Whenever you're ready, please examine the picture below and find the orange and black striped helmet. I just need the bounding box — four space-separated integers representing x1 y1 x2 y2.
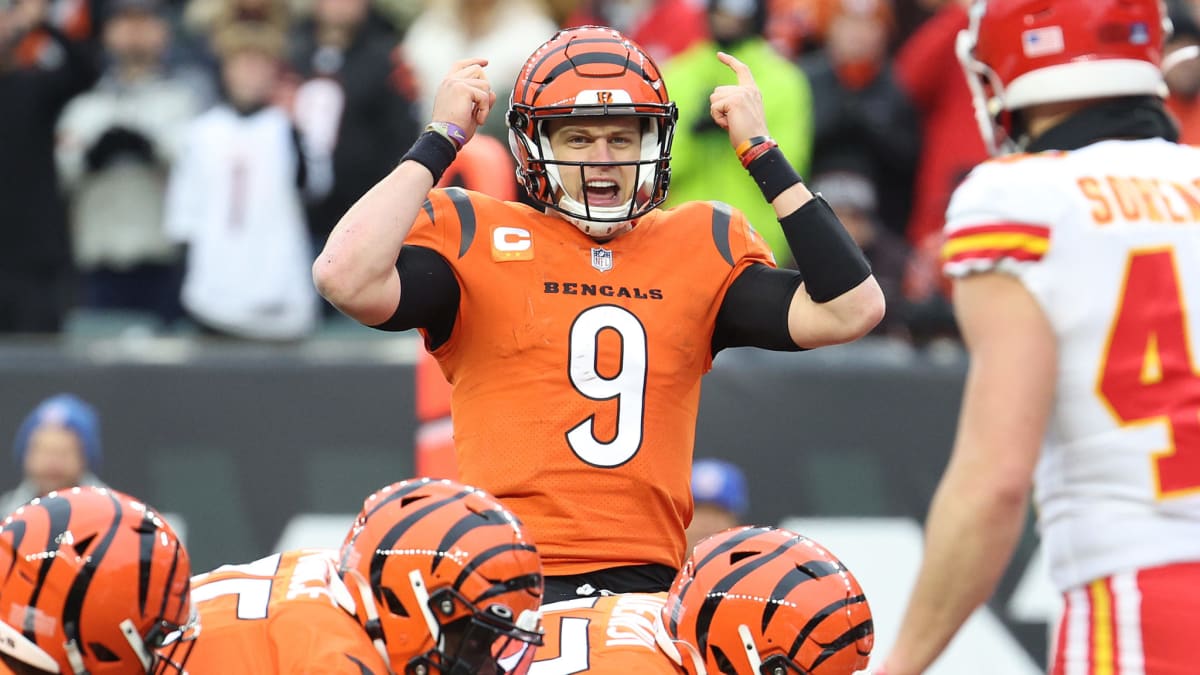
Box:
338 478 544 675
507 25 677 237
659 526 873 675
0 487 195 675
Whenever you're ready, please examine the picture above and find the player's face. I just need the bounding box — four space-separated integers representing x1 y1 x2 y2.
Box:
546 116 642 210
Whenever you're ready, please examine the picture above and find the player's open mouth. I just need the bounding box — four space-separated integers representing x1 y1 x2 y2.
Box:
585 179 622 207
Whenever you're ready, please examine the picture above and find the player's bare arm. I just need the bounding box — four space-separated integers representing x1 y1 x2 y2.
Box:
710 52 884 348
313 58 496 325
880 272 1053 675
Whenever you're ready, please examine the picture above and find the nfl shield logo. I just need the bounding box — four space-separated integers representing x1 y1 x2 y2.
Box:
591 247 613 272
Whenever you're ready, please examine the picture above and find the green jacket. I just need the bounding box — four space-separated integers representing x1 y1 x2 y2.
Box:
662 39 813 265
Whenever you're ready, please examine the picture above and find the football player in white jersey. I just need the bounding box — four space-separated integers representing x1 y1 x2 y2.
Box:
881 2 1200 674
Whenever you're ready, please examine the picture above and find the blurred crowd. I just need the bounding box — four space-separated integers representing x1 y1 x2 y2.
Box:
3 0 1200 345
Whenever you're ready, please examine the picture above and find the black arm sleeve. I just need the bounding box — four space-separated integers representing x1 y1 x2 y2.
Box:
711 263 806 355
370 245 460 350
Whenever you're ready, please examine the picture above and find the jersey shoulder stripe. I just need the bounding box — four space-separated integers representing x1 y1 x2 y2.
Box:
942 221 1052 267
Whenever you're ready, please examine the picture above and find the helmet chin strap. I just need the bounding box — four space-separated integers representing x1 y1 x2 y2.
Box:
652 615 707 675
342 568 391 669
958 30 1013 157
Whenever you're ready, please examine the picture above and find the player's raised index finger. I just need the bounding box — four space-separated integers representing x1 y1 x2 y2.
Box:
716 51 756 87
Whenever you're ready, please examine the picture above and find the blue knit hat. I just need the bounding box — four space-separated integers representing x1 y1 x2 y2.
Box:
12 394 103 472
691 458 749 517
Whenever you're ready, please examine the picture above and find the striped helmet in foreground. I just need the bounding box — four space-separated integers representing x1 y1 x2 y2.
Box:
338 478 544 675
658 526 873 675
0 487 195 675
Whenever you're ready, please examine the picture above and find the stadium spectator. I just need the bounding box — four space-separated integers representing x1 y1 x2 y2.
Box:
401 0 557 142
563 0 708 64
54 0 199 327
165 23 323 341
662 0 814 264
534 526 874 675
893 0 982 250
288 0 420 258
1165 0 1200 144
881 2 1200 673
182 0 289 45
184 478 544 675
0 0 98 334
0 486 196 675
0 393 107 516
799 0 918 237
314 26 883 603
685 458 748 550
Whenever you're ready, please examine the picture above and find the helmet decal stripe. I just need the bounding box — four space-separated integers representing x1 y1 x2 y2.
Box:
137 515 156 616
362 479 438 522
369 491 471 591
430 508 515 574
59 490 125 651
787 594 871 661
760 559 846 632
693 540 797 659
471 572 543 605
154 531 186 628
669 526 772 634
0 519 27 586
452 542 539 593
807 617 875 672
516 36 626 102
24 496 72 642
533 51 651 104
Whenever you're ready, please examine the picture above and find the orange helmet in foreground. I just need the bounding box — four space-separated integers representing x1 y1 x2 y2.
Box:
0 487 195 675
338 478 544 675
658 526 874 675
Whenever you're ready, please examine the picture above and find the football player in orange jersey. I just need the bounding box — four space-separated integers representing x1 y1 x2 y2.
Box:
183 478 544 675
0 487 196 675
532 525 874 674
315 25 885 602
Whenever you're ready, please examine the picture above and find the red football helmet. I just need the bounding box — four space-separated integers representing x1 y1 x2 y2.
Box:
338 479 544 675
0 487 195 675
957 0 1170 154
657 526 873 675
507 25 677 239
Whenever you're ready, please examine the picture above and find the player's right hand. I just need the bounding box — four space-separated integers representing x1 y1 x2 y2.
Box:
429 58 496 146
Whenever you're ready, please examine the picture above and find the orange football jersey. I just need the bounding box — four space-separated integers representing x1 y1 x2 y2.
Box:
185 549 388 675
404 188 775 574
534 593 680 674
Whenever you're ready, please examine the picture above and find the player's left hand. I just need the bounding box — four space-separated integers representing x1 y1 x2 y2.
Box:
708 51 770 151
